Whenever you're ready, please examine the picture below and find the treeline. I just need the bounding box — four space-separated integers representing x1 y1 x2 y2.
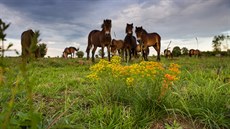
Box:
201 50 230 57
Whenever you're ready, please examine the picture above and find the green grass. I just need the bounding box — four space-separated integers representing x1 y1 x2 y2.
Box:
0 56 230 129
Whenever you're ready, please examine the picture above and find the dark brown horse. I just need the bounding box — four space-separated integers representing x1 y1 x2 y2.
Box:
135 26 161 61
124 23 137 61
21 29 38 61
164 49 173 59
63 47 79 58
111 39 124 56
189 49 201 57
86 19 112 62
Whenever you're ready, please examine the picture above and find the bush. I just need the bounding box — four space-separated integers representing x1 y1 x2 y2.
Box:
76 51 84 58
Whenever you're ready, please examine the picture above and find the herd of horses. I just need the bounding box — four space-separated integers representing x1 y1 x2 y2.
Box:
20 19 201 62
85 20 161 62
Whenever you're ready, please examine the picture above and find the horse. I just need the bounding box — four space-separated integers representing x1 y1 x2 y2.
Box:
86 19 112 62
124 23 137 61
63 47 79 58
21 29 39 62
189 49 201 57
136 44 149 60
135 26 161 61
111 39 124 56
164 49 173 59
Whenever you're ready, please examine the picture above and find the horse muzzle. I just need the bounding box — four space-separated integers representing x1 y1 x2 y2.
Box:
105 31 110 35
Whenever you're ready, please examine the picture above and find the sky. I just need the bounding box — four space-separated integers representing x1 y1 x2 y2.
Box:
1 0 230 57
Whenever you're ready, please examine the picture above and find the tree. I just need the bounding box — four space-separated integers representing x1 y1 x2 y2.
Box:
37 43 47 57
212 34 230 52
181 47 189 55
0 19 10 57
172 46 181 57
76 51 84 58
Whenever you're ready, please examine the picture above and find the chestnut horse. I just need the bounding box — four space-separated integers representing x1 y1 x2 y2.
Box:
135 26 161 61
111 39 124 56
63 47 79 58
189 49 201 57
124 23 137 61
164 49 173 59
86 19 112 62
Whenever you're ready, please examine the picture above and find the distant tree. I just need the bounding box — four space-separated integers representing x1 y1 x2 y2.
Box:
212 35 225 52
37 43 47 57
0 19 10 57
172 46 181 57
181 47 189 55
76 51 84 58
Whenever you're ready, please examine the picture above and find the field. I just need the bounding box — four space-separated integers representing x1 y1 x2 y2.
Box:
0 56 230 129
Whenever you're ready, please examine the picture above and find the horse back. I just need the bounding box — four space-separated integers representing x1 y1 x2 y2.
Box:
21 29 34 47
88 30 111 47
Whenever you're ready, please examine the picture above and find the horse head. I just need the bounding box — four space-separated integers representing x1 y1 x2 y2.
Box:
135 26 144 43
102 19 112 36
126 23 133 35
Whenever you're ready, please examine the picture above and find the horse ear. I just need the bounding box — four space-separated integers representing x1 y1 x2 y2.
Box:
140 26 142 29
131 23 133 26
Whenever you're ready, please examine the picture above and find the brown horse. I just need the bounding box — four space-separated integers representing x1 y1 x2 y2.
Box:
135 26 161 61
21 29 39 61
86 19 112 62
189 49 201 57
124 23 137 61
63 47 79 58
111 39 124 56
164 49 173 59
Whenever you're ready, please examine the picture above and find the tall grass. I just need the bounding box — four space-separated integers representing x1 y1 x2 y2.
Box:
0 56 229 128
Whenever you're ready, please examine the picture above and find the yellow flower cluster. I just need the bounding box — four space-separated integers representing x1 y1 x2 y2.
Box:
87 56 180 91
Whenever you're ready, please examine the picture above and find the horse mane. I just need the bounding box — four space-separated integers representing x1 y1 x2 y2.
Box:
142 28 148 34
101 23 104 29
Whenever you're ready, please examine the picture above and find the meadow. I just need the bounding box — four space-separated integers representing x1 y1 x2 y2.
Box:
0 56 230 129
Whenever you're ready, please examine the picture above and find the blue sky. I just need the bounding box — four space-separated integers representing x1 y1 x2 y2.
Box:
1 0 230 57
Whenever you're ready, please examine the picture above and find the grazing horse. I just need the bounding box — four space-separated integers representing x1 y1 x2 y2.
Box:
189 49 201 57
124 23 137 61
164 49 173 59
136 44 149 60
135 26 161 61
63 47 79 58
86 19 112 62
21 29 38 61
111 39 124 56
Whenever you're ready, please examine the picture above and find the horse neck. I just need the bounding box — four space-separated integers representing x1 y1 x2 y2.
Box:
141 30 148 41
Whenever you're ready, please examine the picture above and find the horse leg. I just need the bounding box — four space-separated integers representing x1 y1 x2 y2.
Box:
121 49 124 61
144 49 148 61
125 49 128 62
92 46 97 62
153 45 160 61
86 44 92 60
107 45 111 61
129 49 132 61
101 46 105 59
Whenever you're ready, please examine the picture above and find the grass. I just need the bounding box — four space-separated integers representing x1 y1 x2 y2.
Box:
0 56 230 129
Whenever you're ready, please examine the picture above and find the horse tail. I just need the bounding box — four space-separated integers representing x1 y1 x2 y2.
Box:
72 47 79 52
86 32 93 53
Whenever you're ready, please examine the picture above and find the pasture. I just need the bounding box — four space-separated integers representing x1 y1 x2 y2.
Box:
0 56 230 129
